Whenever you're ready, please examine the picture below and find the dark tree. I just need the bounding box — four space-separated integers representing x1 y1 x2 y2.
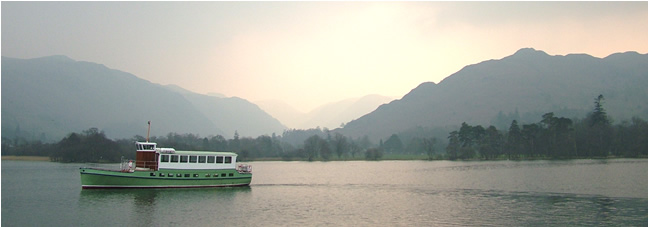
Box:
348 142 362 158
446 131 460 160
383 134 404 153
365 148 383 160
303 135 323 161
628 118 648 157
50 128 121 163
539 113 574 158
590 94 610 126
458 122 474 148
230 131 241 152
405 137 424 155
506 120 523 159
584 94 613 157
319 138 332 161
332 133 349 158
209 135 229 151
423 137 437 160
480 126 503 160
521 123 540 157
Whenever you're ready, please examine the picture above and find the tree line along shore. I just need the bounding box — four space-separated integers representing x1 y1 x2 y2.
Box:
3 95 648 163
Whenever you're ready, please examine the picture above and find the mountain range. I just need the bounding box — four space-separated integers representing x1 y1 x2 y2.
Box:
3 48 647 144
1 55 286 141
337 48 648 141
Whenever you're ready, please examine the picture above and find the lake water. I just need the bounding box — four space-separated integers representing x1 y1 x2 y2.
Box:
2 159 648 226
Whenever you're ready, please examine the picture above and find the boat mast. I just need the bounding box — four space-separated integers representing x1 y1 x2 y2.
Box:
146 121 151 142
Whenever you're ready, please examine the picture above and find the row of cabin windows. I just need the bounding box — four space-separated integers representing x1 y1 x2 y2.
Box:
160 154 232 164
149 172 235 177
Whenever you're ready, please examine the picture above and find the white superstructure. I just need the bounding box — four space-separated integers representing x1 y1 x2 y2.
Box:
157 150 238 170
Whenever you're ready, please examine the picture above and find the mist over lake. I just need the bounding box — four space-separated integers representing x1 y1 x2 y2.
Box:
3 159 647 226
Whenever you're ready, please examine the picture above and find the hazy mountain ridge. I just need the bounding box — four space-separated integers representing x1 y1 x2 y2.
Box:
165 85 285 137
301 94 395 129
4 48 646 144
255 99 304 129
2 56 285 141
257 94 394 129
338 48 648 141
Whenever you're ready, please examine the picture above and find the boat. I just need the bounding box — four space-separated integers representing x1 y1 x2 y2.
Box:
80 141 252 189
80 123 252 189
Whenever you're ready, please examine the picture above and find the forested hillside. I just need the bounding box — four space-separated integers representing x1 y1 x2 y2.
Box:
338 48 648 142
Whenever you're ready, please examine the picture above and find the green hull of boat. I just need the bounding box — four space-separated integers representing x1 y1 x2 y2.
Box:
80 168 252 189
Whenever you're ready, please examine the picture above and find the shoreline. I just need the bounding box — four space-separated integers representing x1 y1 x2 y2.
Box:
2 156 50 161
3 155 646 163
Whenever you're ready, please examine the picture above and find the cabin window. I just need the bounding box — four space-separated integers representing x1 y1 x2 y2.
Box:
225 156 232 164
207 156 215 163
221 173 226 177
199 156 206 163
193 174 199 177
184 174 190 177
216 156 224 163
161 155 169 162
159 173 164 177
180 155 188 163
189 155 197 163
214 173 219 177
150 173 155 176
176 173 181 177
229 173 234 177
168 173 173 177
140 144 155 150
205 174 211 177
171 155 179 162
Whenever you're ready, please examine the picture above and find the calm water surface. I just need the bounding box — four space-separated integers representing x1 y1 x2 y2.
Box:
3 159 648 226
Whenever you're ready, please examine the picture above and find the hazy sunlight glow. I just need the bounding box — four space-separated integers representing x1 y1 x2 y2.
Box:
2 2 648 112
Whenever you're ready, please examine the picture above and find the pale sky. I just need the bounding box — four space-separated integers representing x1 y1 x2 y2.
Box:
3 2 648 112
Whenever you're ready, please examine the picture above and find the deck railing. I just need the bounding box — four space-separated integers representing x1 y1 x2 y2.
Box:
237 164 252 173
120 158 134 172
120 158 158 172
